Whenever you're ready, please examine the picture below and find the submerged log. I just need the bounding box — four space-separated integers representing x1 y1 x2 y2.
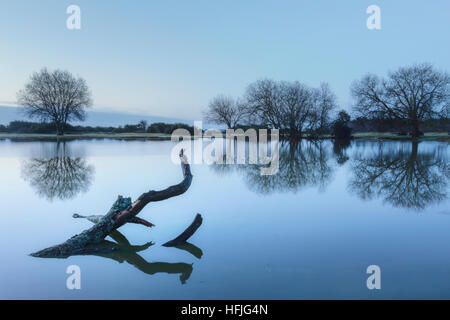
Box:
162 214 203 247
31 150 193 258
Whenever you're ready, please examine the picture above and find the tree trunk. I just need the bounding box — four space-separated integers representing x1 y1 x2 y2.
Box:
31 150 193 258
411 119 422 138
56 122 64 136
411 141 418 159
289 127 301 141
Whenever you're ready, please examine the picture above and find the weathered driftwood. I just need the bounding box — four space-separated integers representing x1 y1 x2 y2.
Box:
31 150 193 258
163 213 203 247
73 213 155 227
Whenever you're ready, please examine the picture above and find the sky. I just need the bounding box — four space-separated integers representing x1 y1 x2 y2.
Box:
0 0 449 121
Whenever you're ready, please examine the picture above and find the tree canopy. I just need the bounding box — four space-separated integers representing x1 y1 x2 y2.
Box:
17 68 92 135
351 63 450 137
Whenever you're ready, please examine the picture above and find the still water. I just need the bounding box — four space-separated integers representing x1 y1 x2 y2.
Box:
0 138 448 299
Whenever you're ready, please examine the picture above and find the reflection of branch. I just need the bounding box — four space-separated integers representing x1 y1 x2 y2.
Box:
93 231 194 285
173 242 203 259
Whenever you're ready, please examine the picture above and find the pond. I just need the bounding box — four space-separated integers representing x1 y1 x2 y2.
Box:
0 138 448 299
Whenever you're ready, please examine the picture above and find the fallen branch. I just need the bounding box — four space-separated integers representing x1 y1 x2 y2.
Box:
31 150 192 258
163 214 203 247
73 214 155 228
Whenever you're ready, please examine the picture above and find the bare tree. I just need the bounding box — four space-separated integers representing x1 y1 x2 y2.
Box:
245 79 336 138
245 79 284 129
279 81 314 138
17 68 92 135
203 94 246 128
309 83 338 134
351 63 450 137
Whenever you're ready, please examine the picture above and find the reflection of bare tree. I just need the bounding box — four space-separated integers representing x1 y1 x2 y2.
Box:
349 142 449 210
211 140 334 194
21 143 94 201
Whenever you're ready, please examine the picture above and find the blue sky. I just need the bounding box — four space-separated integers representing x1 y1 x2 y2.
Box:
0 0 449 120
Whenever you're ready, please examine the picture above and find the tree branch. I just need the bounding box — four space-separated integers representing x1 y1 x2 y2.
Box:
162 214 203 247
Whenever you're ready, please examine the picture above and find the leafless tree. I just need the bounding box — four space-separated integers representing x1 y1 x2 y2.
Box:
17 68 92 135
203 95 246 128
279 81 314 137
351 63 450 137
245 79 284 129
309 83 338 134
245 79 337 138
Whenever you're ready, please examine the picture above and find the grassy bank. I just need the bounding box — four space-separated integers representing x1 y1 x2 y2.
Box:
0 131 448 142
0 132 174 141
351 132 449 141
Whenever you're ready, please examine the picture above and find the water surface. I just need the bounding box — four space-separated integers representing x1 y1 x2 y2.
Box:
0 138 448 299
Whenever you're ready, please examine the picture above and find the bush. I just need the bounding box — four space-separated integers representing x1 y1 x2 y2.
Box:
333 122 352 139
5 121 57 133
409 129 424 137
332 110 353 140
147 122 194 135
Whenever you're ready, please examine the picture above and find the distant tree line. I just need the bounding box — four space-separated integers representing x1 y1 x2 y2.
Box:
146 122 195 135
12 63 450 139
204 63 450 139
0 120 194 135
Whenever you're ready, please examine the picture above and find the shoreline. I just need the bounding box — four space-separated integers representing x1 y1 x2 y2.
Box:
0 132 448 142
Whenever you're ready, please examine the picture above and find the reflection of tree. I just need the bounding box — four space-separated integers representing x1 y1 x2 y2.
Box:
349 142 449 210
21 143 94 201
333 139 351 165
211 140 334 194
